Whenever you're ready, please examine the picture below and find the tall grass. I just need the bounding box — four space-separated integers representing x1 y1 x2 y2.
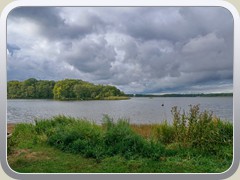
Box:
30 115 165 161
35 116 104 160
102 115 165 160
8 105 233 162
153 120 175 144
168 105 232 154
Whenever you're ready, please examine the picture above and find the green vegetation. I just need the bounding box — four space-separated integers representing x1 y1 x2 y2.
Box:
7 78 128 100
8 78 55 99
7 105 233 173
8 78 231 100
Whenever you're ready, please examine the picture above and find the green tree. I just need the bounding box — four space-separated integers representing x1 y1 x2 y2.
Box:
8 78 126 100
22 78 38 98
35 80 55 99
73 84 91 100
7 81 23 98
53 79 81 100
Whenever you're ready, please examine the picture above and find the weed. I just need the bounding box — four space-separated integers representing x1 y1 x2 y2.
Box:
171 105 233 154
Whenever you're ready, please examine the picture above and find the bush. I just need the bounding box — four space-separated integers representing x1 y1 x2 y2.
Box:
171 105 233 154
102 115 165 160
45 115 166 161
34 115 76 136
153 120 175 144
47 117 103 159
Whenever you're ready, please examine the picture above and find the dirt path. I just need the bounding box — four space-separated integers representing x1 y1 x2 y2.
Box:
7 123 15 134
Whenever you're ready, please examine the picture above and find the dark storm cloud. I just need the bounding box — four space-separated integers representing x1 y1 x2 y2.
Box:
7 7 233 94
117 7 232 42
9 7 63 27
8 7 105 40
63 35 116 79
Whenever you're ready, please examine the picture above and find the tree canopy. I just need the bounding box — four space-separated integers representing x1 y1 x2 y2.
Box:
7 78 126 100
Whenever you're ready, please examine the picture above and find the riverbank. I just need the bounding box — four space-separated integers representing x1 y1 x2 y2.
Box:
7 106 233 173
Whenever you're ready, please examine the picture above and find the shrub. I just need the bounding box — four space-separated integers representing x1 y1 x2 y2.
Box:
153 121 175 144
102 115 165 160
171 105 233 154
47 118 103 159
34 115 75 136
104 119 145 159
45 115 166 161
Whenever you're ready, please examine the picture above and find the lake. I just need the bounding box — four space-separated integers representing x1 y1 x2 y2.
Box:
7 97 233 124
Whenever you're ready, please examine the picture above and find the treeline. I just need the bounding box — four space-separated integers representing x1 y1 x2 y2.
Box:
127 93 233 97
7 78 126 100
8 78 55 99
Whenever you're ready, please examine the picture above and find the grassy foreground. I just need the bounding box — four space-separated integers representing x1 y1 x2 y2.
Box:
7 105 233 173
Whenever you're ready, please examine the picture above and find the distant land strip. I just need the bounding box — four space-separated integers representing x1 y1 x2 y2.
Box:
127 93 233 97
7 78 232 100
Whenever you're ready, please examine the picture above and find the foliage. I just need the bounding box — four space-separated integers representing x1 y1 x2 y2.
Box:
102 115 165 160
53 79 81 100
8 123 37 151
170 105 233 154
153 120 175 144
7 78 126 100
8 78 55 99
7 105 233 173
53 79 125 100
46 117 103 160
43 115 165 161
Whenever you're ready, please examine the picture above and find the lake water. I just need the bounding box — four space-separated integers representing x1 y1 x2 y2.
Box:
7 97 233 124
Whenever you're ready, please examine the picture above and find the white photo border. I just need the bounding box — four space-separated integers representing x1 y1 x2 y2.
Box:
0 0 239 179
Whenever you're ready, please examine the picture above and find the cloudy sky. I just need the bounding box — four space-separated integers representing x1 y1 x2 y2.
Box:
7 7 233 94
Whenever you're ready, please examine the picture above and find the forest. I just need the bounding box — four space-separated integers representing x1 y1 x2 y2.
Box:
7 78 126 100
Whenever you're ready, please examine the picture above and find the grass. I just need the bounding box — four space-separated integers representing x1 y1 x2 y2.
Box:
102 96 130 100
7 105 233 173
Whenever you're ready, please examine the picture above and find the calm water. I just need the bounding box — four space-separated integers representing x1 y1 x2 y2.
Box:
7 97 233 124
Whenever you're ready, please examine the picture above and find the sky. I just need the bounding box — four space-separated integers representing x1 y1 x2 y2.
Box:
7 7 233 94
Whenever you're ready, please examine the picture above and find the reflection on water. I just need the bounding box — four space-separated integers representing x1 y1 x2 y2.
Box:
7 97 233 124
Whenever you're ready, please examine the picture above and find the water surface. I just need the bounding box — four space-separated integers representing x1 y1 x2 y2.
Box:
7 97 233 124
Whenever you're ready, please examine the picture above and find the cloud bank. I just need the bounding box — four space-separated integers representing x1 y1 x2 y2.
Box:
7 7 233 94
